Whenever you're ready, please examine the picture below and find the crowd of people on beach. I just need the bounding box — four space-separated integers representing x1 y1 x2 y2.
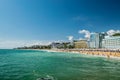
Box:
51 48 120 58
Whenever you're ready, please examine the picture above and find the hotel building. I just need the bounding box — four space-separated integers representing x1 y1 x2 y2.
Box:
74 40 88 48
89 32 106 48
102 36 120 49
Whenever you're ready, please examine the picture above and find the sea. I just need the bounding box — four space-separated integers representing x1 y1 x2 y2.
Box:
0 49 120 80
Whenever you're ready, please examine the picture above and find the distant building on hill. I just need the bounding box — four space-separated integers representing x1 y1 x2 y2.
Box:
102 36 120 49
89 32 106 48
50 42 64 49
74 40 88 48
50 42 74 49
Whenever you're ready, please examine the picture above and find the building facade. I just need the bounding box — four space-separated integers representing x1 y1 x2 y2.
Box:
102 36 120 49
74 40 88 48
89 32 106 48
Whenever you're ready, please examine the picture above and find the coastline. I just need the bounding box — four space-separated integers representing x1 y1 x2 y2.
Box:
16 48 120 59
40 49 120 59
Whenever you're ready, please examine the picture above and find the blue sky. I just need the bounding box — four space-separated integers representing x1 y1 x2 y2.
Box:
0 0 120 48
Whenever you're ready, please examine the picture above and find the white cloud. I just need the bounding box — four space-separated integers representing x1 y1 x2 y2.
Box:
79 30 91 39
67 36 73 41
107 29 120 36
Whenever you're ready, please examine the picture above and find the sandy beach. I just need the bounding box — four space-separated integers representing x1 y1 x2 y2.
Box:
45 49 120 58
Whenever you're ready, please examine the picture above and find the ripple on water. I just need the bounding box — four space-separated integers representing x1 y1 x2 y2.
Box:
0 50 120 80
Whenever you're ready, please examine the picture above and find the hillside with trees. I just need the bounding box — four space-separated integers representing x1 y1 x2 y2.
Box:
112 33 120 36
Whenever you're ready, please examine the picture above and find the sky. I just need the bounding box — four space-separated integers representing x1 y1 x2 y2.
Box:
0 0 120 48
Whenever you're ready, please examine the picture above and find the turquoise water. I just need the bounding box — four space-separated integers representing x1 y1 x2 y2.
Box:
0 49 120 80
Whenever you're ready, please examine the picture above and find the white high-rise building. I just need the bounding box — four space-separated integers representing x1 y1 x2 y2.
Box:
89 32 106 48
102 36 120 49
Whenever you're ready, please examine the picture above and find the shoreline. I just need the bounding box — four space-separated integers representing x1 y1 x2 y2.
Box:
16 48 120 59
41 49 120 59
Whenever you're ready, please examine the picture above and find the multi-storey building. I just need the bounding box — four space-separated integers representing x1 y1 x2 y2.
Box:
102 36 120 49
74 40 88 48
89 32 106 48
